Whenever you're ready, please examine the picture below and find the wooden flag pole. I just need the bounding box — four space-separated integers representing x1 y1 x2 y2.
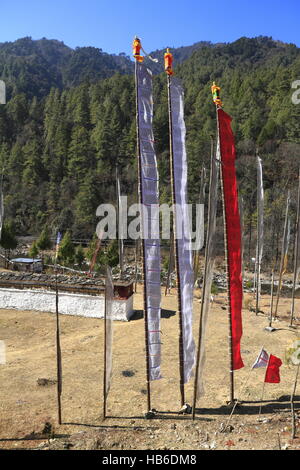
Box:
274 193 290 318
193 167 206 280
192 136 215 420
255 156 262 316
55 267 62 425
165 231 174 296
290 169 300 328
267 269 275 329
291 363 300 439
103 273 108 419
134 57 152 414
116 165 124 279
217 108 235 405
167 72 186 408
239 195 245 288
134 239 139 293
258 355 270 418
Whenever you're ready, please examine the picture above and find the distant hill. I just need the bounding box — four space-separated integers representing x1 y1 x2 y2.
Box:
145 40 218 73
0 37 134 98
0 37 229 98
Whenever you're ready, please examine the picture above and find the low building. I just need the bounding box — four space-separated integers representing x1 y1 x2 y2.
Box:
0 272 134 321
10 258 43 273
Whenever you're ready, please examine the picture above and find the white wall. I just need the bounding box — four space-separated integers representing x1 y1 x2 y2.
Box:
0 287 134 321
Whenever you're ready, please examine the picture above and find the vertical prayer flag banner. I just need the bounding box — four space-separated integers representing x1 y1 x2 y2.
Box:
55 231 62 260
196 136 220 398
137 63 162 381
257 157 264 264
218 108 244 371
170 77 195 383
264 354 282 383
104 266 114 396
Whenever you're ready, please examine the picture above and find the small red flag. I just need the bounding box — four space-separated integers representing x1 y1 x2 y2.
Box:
264 354 282 383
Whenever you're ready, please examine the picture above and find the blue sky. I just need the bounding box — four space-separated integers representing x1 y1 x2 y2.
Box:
0 0 299 55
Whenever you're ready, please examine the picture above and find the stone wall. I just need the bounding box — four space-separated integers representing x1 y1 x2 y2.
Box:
0 287 134 321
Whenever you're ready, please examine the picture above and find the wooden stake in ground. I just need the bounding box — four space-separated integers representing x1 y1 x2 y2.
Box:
290 169 300 327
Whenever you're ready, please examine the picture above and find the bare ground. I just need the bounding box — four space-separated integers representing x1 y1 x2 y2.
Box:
1 282 300 451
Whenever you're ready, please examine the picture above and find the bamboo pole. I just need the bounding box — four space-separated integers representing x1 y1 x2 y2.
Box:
167 73 186 408
192 136 215 419
135 59 152 413
290 169 300 327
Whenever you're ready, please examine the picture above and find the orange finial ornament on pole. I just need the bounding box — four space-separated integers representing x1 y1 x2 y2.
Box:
132 36 144 63
211 81 222 107
164 48 173 75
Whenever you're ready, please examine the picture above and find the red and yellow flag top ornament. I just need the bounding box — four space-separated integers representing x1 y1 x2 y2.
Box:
164 48 173 75
213 82 244 372
211 82 222 108
132 36 144 63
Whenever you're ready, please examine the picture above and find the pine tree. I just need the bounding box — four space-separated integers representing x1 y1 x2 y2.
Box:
57 231 75 265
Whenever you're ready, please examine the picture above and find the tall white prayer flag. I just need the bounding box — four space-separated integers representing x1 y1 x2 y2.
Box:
169 76 195 383
137 62 162 381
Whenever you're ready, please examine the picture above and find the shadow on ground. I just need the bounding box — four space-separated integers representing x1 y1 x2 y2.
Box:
130 309 176 321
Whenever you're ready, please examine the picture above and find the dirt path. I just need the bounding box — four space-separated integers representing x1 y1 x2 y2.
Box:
1 285 300 450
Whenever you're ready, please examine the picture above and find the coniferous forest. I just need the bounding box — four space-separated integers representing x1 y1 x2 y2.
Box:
0 35 300 267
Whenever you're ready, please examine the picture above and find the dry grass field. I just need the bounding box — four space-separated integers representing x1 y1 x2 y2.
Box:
1 282 300 450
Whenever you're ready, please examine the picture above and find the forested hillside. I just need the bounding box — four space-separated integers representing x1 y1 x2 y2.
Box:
0 35 300 265
0 37 133 99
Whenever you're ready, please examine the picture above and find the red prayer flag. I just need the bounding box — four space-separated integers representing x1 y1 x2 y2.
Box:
218 108 244 370
264 354 282 383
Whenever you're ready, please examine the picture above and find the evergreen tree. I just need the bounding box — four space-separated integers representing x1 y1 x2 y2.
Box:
57 231 75 265
36 226 52 251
